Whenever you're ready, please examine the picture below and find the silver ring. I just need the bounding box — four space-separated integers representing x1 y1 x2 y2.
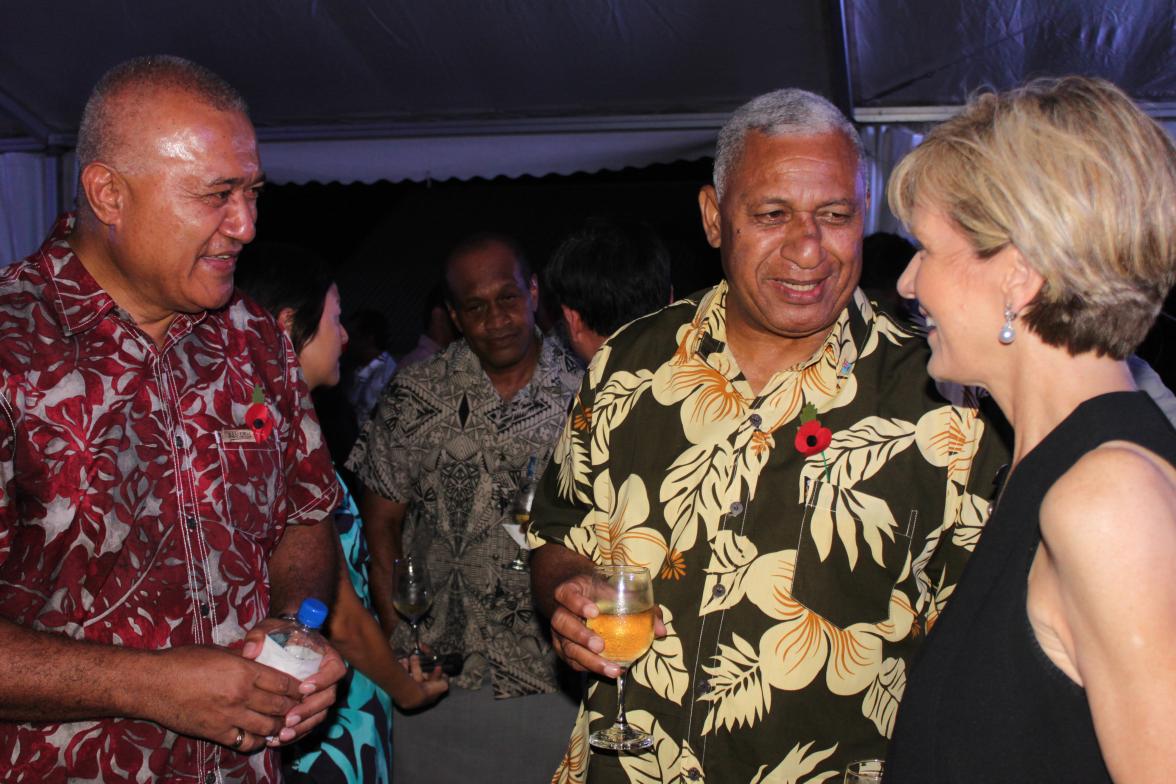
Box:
232 728 245 749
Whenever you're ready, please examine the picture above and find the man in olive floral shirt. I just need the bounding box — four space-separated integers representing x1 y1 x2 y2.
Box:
530 89 1009 782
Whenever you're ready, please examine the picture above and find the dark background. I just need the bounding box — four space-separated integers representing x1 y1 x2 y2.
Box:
251 159 1176 390
253 159 723 356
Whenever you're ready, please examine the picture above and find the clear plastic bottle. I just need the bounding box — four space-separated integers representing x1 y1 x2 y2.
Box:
254 597 328 680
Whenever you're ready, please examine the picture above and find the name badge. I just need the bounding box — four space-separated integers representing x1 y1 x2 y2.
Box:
220 428 255 444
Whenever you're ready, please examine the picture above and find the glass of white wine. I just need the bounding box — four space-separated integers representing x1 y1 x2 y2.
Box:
844 759 884 783
587 564 656 752
392 554 434 665
503 456 538 572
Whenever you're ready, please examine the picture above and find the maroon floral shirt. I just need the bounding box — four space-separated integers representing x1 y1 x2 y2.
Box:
0 216 341 783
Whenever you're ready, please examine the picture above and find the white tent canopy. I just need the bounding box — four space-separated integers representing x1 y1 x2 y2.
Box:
2 0 1174 260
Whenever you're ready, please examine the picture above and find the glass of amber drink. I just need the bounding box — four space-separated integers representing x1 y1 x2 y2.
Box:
587 564 656 752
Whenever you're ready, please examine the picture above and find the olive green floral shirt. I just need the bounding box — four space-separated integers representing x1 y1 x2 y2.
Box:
530 283 1008 783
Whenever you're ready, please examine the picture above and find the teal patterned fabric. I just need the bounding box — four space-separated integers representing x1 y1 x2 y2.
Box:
285 473 394 783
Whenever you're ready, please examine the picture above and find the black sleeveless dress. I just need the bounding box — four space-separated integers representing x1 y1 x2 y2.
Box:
885 392 1176 783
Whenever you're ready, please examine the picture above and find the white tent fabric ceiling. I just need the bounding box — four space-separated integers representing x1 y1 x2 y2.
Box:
1 0 1173 179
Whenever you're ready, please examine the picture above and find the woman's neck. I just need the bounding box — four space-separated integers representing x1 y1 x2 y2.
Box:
988 343 1135 469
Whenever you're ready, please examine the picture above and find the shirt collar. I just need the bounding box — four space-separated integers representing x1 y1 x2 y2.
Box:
688 280 875 390
454 327 564 402
36 212 207 339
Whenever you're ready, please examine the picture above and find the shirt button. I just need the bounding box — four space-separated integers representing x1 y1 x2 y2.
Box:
696 678 711 694
174 434 184 448
199 602 210 617
686 768 702 781
729 501 744 516
712 584 726 598
186 516 197 531
205 774 215 784
748 413 762 429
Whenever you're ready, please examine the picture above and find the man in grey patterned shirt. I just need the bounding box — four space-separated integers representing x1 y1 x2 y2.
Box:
347 233 583 783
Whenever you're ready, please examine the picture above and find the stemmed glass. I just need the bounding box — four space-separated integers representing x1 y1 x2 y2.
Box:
503 456 538 572
392 554 434 665
844 759 884 783
588 564 656 752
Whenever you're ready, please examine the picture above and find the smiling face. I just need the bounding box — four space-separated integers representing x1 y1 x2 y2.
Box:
701 130 867 359
446 240 539 373
898 203 1009 385
94 87 263 327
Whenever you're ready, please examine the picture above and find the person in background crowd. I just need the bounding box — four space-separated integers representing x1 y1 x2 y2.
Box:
529 87 1011 782
397 281 458 369
236 244 448 784
348 233 583 783
884 76 1176 783
346 309 398 429
543 216 674 365
0 55 344 781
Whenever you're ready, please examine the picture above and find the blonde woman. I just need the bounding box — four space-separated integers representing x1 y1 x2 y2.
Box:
884 77 1176 782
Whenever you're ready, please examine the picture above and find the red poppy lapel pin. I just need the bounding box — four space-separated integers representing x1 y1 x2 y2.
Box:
245 383 274 443
795 402 833 481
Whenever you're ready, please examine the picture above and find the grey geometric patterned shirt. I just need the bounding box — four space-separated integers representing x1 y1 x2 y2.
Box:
347 332 582 697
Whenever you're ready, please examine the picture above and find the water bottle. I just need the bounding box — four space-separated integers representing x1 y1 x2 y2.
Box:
254 598 329 680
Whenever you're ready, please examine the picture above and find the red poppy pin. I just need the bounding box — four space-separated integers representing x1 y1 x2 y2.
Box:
795 403 833 480
245 384 273 443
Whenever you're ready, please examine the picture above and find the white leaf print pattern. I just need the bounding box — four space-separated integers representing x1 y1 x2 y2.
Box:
797 416 916 495
555 410 592 505
700 530 759 615
616 711 686 783
630 606 689 705
803 483 899 570
590 370 653 462
862 656 907 738
748 740 840 783
661 440 732 555
700 633 772 735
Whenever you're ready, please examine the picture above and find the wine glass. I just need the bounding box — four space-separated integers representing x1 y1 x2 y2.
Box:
844 759 884 783
587 564 656 752
392 554 434 665
503 456 538 572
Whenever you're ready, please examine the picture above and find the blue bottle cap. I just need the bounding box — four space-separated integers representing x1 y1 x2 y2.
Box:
296 597 328 629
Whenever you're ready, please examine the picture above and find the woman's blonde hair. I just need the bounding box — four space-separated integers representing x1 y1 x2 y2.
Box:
889 76 1176 359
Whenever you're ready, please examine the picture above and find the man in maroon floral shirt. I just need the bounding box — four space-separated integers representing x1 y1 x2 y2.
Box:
0 56 344 782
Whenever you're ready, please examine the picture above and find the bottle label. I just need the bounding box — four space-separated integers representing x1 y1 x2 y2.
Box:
255 635 323 681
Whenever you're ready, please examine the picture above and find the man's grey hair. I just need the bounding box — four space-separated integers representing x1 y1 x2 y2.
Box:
713 88 867 201
76 54 249 170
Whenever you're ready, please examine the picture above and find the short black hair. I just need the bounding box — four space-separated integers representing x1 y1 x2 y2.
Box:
443 233 531 303
234 242 334 353
77 54 249 170
544 217 672 336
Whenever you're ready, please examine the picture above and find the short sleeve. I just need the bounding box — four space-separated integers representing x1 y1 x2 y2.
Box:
922 392 1010 627
528 369 599 559
345 378 417 504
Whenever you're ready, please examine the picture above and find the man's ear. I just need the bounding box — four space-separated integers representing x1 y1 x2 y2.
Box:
79 162 123 225
1000 246 1044 313
561 304 584 341
276 307 296 336
698 185 722 249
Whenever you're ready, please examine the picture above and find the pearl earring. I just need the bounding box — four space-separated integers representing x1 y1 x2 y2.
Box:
998 306 1016 345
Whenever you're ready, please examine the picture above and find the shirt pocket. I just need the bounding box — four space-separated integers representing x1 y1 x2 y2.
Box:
215 433 282 538
791 478 916 629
